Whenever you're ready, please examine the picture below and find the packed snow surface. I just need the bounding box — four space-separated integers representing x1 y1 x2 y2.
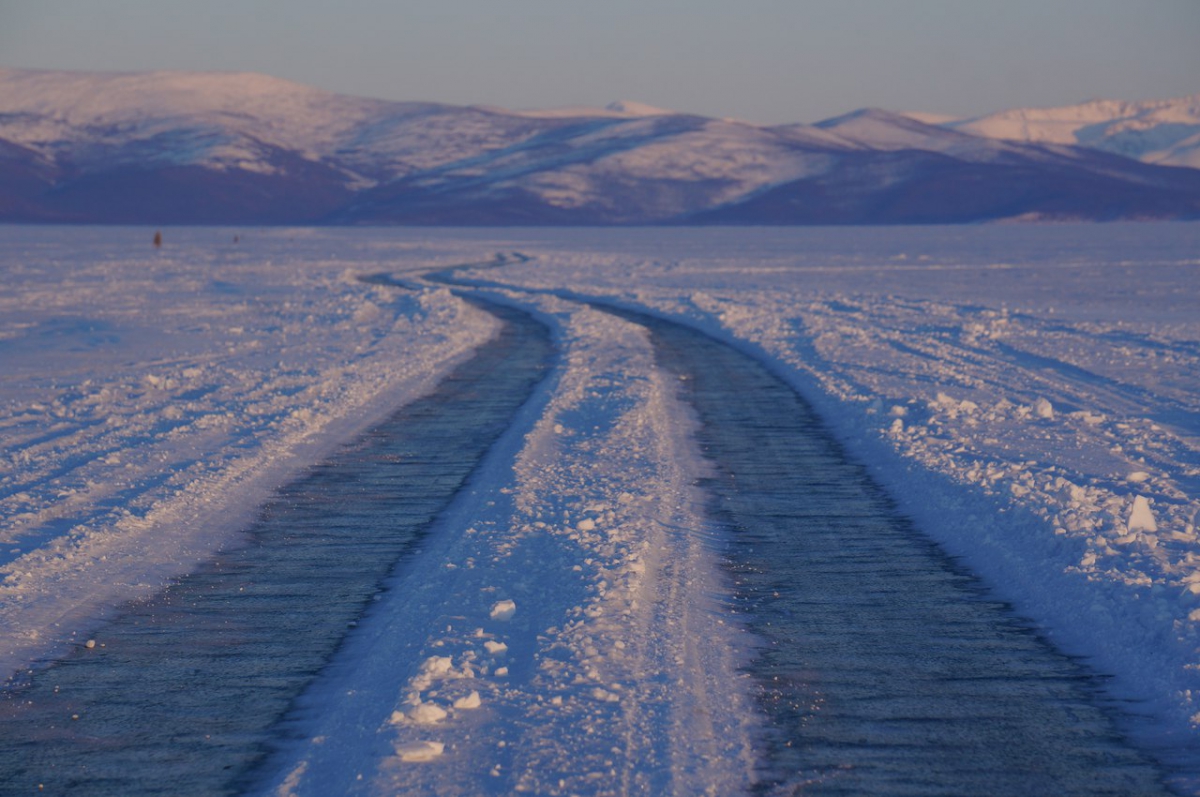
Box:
3 223 1200 791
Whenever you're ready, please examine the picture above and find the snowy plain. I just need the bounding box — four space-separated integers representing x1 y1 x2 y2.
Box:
2 223 1199 793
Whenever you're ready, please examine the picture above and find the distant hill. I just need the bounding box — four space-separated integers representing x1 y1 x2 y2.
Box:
1 68 1197 225
940 94 1200 169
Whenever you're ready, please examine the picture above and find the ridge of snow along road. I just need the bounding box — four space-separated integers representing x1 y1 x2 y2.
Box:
262 291 759 795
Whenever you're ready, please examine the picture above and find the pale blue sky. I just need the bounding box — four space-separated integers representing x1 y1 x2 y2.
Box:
1 0 1197 123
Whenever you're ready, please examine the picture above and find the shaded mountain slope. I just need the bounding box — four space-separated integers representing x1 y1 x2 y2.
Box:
1 69 1197 225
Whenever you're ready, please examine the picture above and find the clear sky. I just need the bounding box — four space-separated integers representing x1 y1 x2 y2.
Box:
1 0 1197 123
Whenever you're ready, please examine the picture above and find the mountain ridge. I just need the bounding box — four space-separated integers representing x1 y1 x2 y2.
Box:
1 68 1198 225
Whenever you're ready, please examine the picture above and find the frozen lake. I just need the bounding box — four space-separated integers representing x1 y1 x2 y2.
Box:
1 224 1198 793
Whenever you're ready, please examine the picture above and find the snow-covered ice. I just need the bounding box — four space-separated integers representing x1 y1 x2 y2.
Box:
0 227 498 679
3 222 1200 792
454 222 1200 787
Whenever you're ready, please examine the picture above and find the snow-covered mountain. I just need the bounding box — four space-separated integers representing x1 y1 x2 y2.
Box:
942 94 1200 169
1 68 1198 224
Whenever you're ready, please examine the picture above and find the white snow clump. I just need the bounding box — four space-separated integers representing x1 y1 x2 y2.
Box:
490 599 517 621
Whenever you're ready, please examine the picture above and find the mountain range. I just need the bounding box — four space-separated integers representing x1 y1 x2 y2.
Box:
1 68 1198 225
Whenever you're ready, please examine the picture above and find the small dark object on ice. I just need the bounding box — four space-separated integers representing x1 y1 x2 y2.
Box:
153 231 162 248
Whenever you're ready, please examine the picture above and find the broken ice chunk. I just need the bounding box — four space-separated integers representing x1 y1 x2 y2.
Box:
395 741 445 762
454 691 482 709
1128 495 1158 533
409 703 449 725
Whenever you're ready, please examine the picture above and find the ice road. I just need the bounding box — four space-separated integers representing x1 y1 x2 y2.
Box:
1 224 1198 794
